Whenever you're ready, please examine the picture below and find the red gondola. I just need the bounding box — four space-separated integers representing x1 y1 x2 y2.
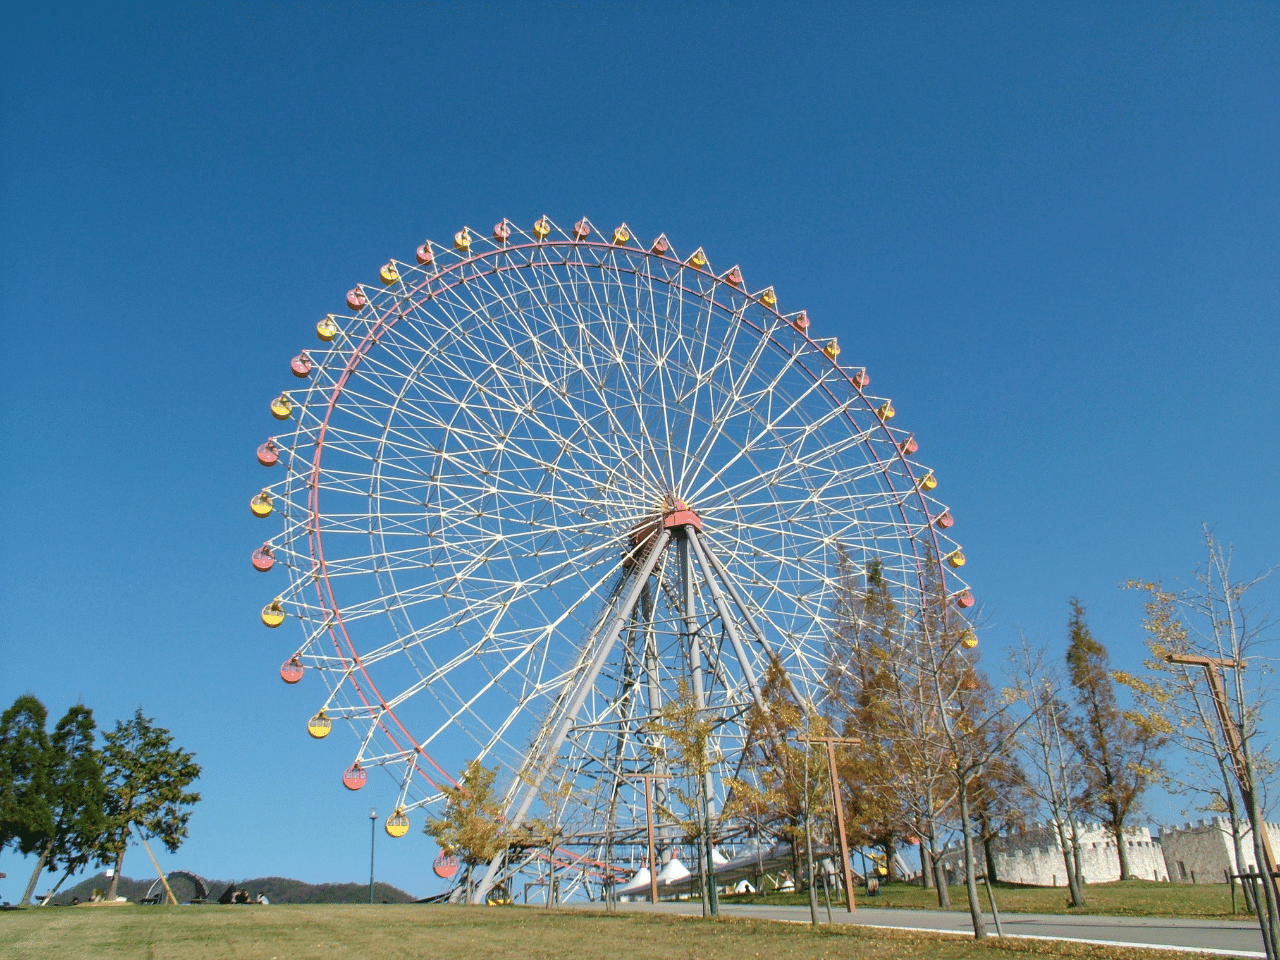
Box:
251 544 276 571
342 764 368 791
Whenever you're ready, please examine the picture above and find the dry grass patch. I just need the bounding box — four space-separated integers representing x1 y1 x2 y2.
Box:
0 903 1246 960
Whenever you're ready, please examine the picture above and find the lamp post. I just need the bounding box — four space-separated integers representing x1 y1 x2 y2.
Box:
368 808 378 904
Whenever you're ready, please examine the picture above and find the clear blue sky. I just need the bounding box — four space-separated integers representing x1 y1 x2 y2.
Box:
2 4 1277 900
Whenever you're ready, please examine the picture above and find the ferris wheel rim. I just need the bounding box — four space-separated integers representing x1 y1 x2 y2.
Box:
263 214 971 815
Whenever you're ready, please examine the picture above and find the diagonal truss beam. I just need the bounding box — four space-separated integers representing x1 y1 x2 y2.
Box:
474 528 672 901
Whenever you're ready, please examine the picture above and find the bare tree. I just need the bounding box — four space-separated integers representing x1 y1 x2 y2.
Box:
1120 529 1278 954
892 558 1031 940
1010 636 1088 906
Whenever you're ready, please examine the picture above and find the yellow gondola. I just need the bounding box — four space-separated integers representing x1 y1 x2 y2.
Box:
307 712 332 739
380 262 400 285
385 810 411 838
760 286 777 308
920 471 937 491
687 247 708 268
316 316 338 342
250 490 274 518
454 228 472 252
612 224 630 245
823 339 840 360
946 549 966 569
961 628 979 649
533 216 551 240
261 598 286 628
271 393 293 420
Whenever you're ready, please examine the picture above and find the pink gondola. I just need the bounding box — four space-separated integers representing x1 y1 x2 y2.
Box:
342 764 368 791
291 353 313 378
256 440 279 467
251 544 276 571
347 288 367 310
280 657 304 684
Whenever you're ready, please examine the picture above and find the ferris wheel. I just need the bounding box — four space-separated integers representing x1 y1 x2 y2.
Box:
248 215 971 893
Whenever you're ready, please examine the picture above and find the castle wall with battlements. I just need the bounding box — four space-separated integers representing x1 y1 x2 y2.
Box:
936 822 1168 887
1160 818 1280 884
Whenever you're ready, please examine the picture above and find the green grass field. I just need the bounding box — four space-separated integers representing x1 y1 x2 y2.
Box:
723 878 1249 919
0 904 1246 960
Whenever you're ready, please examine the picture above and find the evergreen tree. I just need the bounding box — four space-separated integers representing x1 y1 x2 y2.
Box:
0 695 53 904
826 554 909 877
100 709 202 901
723 657 830 892
26 705 108 906
1064 597 1165 880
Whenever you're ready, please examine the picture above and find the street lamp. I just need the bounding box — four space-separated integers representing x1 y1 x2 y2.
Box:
368 808 378 904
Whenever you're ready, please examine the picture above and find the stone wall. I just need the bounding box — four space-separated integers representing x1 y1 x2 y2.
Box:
936 822 1168 887
1160 818 1280 884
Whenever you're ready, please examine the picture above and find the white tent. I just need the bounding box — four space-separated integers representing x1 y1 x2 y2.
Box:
656 854 691 886
616 865 653 897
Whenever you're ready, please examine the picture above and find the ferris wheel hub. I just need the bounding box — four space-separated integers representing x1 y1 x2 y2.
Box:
628 498 702 554
662 498 702 533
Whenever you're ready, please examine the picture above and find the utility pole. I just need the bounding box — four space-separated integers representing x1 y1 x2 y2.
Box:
800 735 860 912
368 808 378 904
629 773 671 905
1166 655 1279 906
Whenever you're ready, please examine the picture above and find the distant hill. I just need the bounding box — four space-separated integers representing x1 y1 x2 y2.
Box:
44 873 415 906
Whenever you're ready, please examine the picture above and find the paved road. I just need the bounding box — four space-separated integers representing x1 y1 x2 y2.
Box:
570 900 1265 957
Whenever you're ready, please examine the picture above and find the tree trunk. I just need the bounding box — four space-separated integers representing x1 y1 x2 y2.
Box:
1243 779 1280 957
1222 765 1257 913
983 834 999 884
957 783 983 942
106 848 125 901
933 856 951 907
21 838 53 907
957 777 987 939
1110 814 1131 880
921 840 934 889
927 827 950 908
1069 819 1086 889
1055 819 1084 907
698 837 710 918
882 836 899 882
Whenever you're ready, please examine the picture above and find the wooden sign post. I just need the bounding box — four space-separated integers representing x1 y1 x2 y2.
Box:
628 772 671 905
